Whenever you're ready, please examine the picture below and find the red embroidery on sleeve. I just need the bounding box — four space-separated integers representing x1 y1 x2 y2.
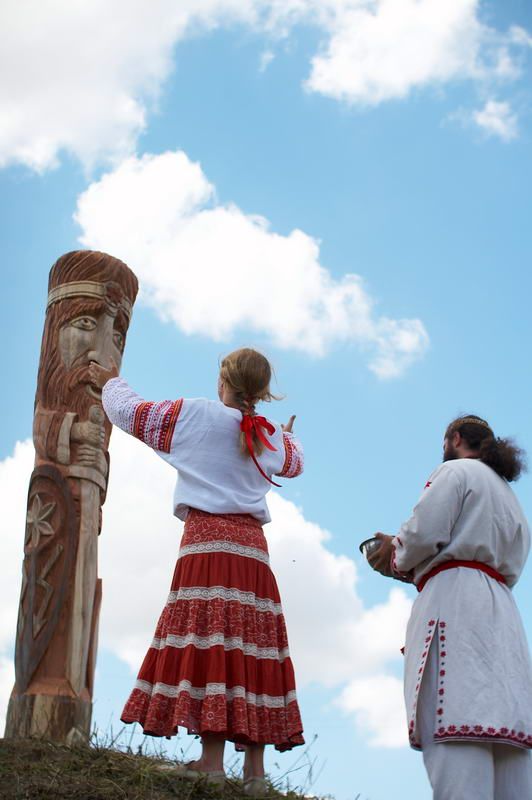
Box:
278 434 303 478
132 398 183 452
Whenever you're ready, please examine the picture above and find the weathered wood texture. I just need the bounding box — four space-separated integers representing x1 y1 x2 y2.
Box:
4 251 138 744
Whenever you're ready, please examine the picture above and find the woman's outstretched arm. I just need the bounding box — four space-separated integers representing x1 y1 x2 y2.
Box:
89 363 182 454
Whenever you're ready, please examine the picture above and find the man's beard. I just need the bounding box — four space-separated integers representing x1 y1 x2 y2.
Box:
443 442 459 462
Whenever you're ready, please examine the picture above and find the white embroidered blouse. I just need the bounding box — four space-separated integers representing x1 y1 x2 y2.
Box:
102 377 304 524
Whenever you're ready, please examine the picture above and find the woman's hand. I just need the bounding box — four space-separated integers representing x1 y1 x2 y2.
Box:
367 532 394 577
282 415 296 433
88 359 119 390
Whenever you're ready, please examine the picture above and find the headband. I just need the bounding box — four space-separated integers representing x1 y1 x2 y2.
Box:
47 281 132 320
454 417 491 429
451 417 493 435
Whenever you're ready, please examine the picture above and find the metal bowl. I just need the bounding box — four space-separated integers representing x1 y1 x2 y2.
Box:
359 537 381 559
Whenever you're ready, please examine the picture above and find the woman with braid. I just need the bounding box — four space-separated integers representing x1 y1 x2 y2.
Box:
370 415 532 799
89 348 304 796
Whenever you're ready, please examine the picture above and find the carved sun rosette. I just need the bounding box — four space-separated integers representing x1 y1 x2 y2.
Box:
25 494 56 553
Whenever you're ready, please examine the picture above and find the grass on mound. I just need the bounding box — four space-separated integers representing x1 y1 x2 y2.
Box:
0 738 324 800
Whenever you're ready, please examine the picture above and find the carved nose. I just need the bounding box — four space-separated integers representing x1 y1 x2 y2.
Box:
87 317 115 368
87 350 107 367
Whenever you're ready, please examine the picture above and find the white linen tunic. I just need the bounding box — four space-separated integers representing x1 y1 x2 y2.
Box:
102 377 304 524
392 458 532 751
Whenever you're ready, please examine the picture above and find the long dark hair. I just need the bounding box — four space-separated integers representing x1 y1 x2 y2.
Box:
446 415 526 482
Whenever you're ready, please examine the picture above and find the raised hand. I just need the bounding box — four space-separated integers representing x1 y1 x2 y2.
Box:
88 358 119 390
282 415 296 433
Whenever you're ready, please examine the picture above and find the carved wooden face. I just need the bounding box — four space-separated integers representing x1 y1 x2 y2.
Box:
37 294 129 421
58 305 124 403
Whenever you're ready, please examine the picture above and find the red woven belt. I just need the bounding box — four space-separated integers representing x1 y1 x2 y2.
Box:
417 560 506 593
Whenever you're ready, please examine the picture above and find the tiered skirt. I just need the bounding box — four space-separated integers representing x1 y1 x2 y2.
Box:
121 509 304 751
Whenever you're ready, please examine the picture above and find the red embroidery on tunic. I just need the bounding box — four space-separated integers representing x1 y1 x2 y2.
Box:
408 619 439 749
434 725 532 749
408 619 532 752
391 544 399 575
391 542 413 582
408 619 451 749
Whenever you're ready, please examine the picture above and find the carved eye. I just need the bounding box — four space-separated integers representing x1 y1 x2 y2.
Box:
70 316 97 331
113 331 124 351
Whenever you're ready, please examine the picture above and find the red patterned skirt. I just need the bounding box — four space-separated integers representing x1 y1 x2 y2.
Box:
121 509 304 751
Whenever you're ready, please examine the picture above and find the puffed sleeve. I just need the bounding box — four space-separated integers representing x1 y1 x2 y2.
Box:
392 464 465 575
275 431 304 478
102 376 183 454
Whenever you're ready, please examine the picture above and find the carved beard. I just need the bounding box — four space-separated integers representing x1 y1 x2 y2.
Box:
37 339 100 422
36 318 112 440
65 364 104 419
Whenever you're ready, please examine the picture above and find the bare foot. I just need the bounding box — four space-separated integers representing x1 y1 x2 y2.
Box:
187 758 224 774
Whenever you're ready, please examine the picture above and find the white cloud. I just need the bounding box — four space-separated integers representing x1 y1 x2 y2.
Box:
0 439 34 733
98 431 181 670
306 0 484 105
472 99 519 141
75 150 429 377
0 0 265 171
303 0 531 111
259 49 276 71
509 25 532 49
0 431 412 746
2 0 530 170
0 656 15 734
0 440 34 654
267 496 412 688
336 674 407 748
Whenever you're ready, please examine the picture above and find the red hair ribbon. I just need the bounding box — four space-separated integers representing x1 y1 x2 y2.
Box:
240 414 281 487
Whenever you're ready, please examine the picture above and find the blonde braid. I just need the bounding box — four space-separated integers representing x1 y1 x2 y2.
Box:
220 348 277 457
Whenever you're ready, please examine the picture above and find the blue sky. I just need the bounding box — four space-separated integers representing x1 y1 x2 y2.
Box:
1 2 532 798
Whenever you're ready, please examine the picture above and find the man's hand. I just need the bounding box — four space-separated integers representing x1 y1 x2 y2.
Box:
282 415 296 433
76 444 108 476
71 420 105 448
88 359 119 390
367 532 395 577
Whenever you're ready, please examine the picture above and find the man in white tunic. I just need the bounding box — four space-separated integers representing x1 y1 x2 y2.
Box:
370 415 532 799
